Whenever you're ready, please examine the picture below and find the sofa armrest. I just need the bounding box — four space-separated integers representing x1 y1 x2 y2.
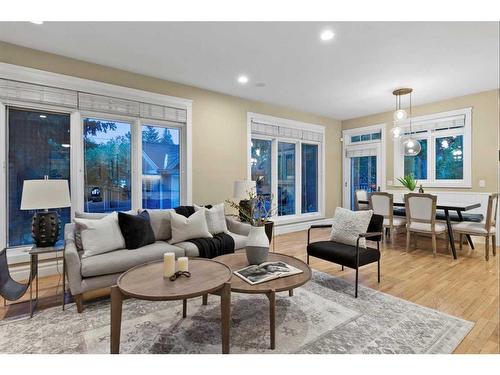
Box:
225 215 251 237
64 223 83 296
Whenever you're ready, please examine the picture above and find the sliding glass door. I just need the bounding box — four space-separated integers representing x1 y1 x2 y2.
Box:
142 124 181 209
7 108 71 247
350 155 377 210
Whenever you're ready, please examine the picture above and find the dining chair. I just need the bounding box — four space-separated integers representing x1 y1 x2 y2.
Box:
453 193 498 261
405 193 447 256
370 192 406 242
354 189 370 211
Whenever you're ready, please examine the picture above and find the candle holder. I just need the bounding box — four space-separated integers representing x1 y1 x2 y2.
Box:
169 271 191 281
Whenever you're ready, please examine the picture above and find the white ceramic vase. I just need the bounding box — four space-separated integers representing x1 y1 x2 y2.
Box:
246 225 270 265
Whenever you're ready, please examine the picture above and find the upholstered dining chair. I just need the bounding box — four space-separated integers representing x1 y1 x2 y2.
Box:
405 193 447 256
369 192 406 242
453 193 498 261
0 248 33 307
354 189 370 211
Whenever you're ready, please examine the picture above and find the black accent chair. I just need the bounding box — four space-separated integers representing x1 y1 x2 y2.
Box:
307 214 384 298
0 248 33 306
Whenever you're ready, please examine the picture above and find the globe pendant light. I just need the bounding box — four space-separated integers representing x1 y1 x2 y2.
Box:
392 88 421 156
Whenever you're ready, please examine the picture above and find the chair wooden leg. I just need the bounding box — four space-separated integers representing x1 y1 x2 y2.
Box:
390 226 394 245
406 230 411 252
459 234 463 251
492 235 496 256
431 234 437 257
341 265 344 271
485 236 490 261
414 234 418 249
74 294 84 313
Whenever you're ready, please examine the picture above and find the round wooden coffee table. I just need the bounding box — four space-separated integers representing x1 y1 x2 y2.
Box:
212 252 311 349
110 258 232 354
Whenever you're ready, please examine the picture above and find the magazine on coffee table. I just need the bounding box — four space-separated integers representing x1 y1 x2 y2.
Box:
234 261 303 285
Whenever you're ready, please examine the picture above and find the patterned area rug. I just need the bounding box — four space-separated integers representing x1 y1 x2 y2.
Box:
0 271 473 354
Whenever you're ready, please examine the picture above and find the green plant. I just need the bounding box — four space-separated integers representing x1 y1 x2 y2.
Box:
397 174 418 191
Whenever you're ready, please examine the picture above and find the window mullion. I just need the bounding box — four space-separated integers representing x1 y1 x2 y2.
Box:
132 119 142 211
271 139 278 219
296 141 302 216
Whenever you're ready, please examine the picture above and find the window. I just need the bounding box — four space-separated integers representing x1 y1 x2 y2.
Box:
351 131 381 143
394 108 471 187
404 139 427 179
7 108 71 247
251 139 272 203
83 117 132 213
142 125 181 209
278 142 296 216
249 113 324 222
301 144 318 213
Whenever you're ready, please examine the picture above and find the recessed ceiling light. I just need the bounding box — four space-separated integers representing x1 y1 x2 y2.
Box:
30 21 44 25
320 29 335 41
237 75 249 84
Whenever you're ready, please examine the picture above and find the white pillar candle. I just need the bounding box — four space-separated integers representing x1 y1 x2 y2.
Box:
178 257 189 272
163 252 175 278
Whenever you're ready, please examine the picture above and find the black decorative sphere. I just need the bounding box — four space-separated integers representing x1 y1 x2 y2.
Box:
32 211 60 247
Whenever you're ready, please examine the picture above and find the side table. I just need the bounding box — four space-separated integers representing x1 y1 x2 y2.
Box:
28 244 66 317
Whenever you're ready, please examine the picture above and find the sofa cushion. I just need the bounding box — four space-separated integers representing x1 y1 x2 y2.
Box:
175 231 247 257
80 241 184 278
74 212 126 258
195 203 228 234
169 210 212 244
145 209 174 241
118 210 155 249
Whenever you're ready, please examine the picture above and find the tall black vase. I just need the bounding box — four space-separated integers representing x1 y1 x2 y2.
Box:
31 211 60 247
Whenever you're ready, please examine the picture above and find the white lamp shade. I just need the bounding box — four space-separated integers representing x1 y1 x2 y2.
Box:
21 179 71 210
233 180 256 199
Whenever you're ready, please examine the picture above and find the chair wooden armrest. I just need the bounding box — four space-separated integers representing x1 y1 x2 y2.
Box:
358 232 383 238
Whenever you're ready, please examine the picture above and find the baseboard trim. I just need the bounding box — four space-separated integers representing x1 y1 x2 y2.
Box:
10 259 64 282
274 218 333 236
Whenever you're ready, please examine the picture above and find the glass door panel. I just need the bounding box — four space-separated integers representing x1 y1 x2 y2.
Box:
278 142 296 216
350 155 377 210
83 117 132 213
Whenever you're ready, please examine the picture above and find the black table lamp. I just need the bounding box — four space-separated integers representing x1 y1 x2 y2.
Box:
20 177 71 247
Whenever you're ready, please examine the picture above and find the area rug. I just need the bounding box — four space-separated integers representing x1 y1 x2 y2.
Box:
0 271 473 354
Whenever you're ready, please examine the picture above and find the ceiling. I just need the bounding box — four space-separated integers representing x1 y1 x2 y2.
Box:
0 22 498 120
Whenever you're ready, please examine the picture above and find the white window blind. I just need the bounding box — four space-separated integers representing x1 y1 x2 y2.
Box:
345 144 379 158
0 79 78 108
404 114 465 133
0 78 187 123
251 120 323 142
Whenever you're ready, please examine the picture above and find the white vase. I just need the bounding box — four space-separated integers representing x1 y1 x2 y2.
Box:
246 225 270 265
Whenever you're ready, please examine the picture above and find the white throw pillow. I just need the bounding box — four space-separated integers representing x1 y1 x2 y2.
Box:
144 209 174 241
74 212 126 258
329 207 373 248
194 203 228 235
169 210 213 244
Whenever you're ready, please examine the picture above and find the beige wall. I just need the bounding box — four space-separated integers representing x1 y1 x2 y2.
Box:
342 89 499 192
0 41 342 217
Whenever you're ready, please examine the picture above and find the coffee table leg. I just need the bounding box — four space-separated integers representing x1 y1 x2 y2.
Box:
202 294 208 305
289 289 293 297
183 299 187 318
266 290 276 350
110 286 123 354
220 282 231 354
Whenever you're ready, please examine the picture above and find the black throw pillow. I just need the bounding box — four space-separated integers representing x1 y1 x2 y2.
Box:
118 210 156 250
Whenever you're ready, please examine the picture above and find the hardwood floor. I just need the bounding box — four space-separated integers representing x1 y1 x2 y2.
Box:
1 229 498 354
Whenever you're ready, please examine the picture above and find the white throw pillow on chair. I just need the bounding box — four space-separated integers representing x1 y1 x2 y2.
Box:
329 207 373 248
194 203 228 235
169 210 213 244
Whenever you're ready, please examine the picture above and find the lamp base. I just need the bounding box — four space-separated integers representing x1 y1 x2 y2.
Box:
31 211 60 247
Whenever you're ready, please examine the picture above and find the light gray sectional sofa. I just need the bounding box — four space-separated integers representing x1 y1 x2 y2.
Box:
64 211 250 312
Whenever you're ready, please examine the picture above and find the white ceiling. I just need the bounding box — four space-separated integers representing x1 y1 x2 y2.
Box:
0 22 498 120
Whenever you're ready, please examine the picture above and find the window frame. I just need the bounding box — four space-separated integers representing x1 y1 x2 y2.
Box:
0 63 192 261
247 113 325 225
393 108 472 188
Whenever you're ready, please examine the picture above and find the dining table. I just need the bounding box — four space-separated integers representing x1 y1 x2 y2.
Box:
358 199 481 260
